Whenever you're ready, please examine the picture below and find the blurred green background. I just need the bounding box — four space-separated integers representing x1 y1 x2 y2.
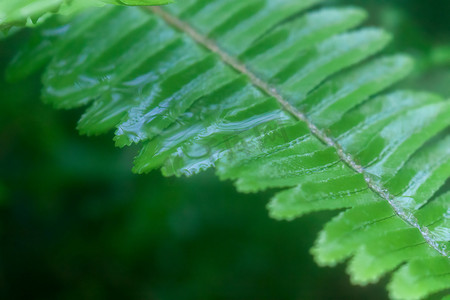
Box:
0 0 449 299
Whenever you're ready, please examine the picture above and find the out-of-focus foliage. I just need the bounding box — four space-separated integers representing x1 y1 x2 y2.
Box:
1 0 449 299
0 0 171 32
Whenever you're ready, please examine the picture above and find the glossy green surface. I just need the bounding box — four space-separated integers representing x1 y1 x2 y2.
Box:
7 1 450 299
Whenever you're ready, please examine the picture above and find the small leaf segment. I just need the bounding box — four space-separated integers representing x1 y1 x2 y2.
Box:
0 0 172 32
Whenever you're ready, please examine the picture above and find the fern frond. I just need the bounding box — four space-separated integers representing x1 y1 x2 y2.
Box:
7 1 450 299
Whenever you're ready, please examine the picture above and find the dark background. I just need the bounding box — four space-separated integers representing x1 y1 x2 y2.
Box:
0 0 449 299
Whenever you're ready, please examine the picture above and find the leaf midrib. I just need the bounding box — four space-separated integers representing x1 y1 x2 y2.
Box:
145 6 447 258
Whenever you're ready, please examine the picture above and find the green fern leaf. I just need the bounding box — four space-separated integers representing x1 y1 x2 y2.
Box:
6 1 450 299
